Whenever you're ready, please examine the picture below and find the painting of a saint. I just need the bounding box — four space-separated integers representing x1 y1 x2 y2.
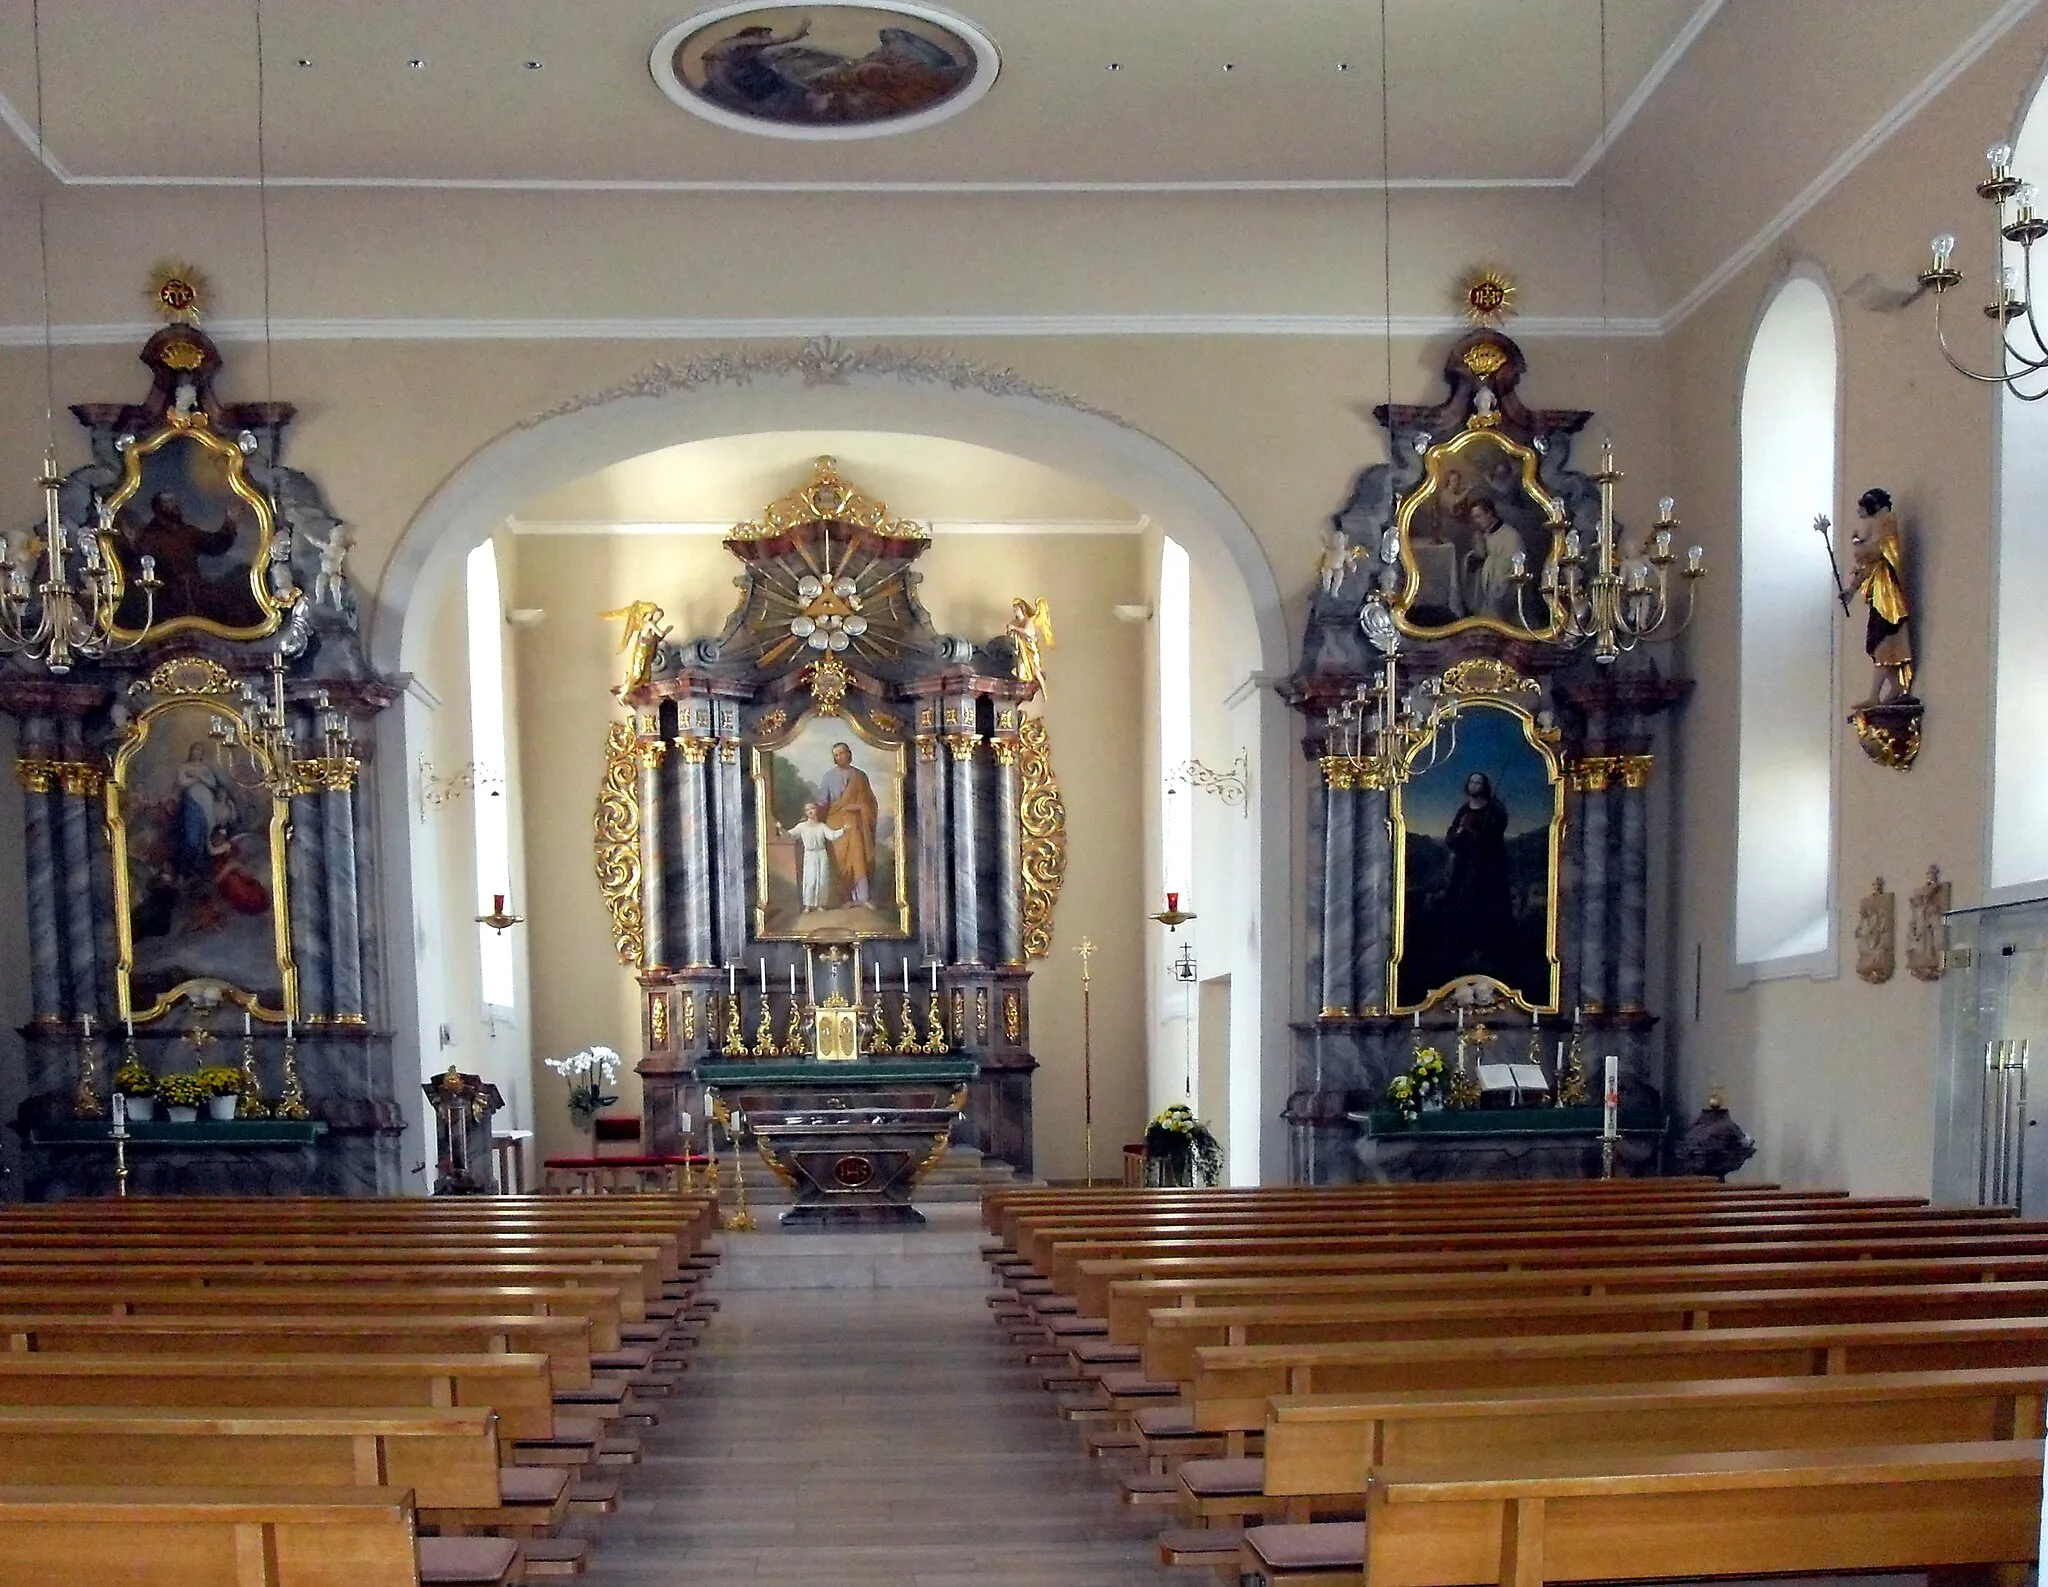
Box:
106 429 274 637
1393 705 1560 1011
661 5 982 133
113 703 289 1018
1396 431 1561 635
755 719 909 939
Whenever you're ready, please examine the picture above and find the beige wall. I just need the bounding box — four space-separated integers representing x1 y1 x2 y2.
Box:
505 527 1146 1179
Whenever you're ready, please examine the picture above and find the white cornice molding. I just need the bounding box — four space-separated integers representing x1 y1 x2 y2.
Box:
0 312 1664 346
1663 0 2046 328
1564 0 1727 186
509 516 1148 536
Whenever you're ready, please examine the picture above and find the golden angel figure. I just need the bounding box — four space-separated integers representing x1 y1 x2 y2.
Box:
1006 596 1055 694
601 601 670 692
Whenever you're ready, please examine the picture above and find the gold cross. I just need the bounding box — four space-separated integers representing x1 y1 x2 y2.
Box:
1076 937 1096 987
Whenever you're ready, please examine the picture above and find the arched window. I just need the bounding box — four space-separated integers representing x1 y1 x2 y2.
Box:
1990 92 2048 898
1734 275 1839 974
465 540 515 1015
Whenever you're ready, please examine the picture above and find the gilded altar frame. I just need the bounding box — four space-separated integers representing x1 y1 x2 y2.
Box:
1387 690 1563 1015
105 690 299 1024
750 708 913 942
97 413 293 645
1392 425 1568 642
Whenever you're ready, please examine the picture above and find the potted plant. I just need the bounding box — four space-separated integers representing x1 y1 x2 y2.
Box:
114 1057 157 1123
197 1066 245 1122
1142 1103 1223 1187
155 1071 207 1124
544 1046 621 1145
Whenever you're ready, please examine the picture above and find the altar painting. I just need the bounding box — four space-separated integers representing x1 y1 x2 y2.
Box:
753 717 910 940
1395 427 1565 639
1391 702 1560 1012
103 422 281 642
109 700 293 1021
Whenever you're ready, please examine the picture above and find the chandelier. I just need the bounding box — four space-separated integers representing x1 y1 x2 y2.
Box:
1323 650 1453 787
1 0 156 675
1511 442 1706 664
209 654 351 795
1917 142 2048 396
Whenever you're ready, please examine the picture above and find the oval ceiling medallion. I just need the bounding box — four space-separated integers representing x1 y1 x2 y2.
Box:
651 2 998 141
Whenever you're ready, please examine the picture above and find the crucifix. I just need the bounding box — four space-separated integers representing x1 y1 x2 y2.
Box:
1076 936 1097 1186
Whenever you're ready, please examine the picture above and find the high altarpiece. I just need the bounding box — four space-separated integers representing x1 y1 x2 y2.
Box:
593 459 1064 1208
1284 329 1693 1183
3 318 402 1198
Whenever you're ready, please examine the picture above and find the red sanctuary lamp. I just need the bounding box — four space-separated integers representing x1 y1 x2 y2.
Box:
476 894 525 932
1150 891 1197 931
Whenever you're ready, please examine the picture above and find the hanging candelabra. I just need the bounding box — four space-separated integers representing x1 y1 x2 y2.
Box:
1917 142 2048 396
0 467 158 675
1323 647 1452 788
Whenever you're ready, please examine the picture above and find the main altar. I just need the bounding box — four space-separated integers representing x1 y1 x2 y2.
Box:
1284 326 1697 1183
592 459 1064 1224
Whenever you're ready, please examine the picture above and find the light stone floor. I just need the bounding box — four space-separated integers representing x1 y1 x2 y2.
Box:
571 1275 1188 1585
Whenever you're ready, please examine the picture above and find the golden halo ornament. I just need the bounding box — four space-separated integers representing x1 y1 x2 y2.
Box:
1457 266 1518 327
146 262 209 326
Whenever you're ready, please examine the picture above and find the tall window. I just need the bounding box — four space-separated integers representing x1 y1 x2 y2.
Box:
466 541 515 1014
1991 94 2048 897
1734 275 1839 971
1159 537 1193 899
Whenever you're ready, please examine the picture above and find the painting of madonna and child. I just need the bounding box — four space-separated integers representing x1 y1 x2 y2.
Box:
117 704 287 1016
1393 704 1560 1013
755 722 910 941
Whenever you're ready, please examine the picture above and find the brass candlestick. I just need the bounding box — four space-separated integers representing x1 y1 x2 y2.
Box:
781 995 808 1057
237 1030 272 1119
867 990 890 1055
750 995 778 1058
274 1035 310 1121
72 1022 102 1119
721 991 747 1056
922 990 950 1055
895 992 918 1055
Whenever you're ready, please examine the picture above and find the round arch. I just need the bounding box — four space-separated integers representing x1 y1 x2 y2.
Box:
373 362 1299 1184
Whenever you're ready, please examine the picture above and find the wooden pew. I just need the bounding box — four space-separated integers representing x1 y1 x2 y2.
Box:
1191 1314 2048 1436
1356 1440 2041 1587
0 1484 514 1587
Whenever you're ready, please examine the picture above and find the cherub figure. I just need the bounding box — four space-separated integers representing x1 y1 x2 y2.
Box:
1316 523 1361 598
1005 596 1055 694
602 601 671 692
300 523 353 609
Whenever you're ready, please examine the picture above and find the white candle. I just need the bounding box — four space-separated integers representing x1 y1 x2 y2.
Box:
901 959 910 996
1411 1010 1420 1030
728 964 737 996
1603 1055 1620 1140
125 1016 134 1038
854 958 862 1003
112 1092 127 1136
243 1012 252 1036
285 1016 294 1041
81 1014 91 1037
930 962 939 993
788 965 796 997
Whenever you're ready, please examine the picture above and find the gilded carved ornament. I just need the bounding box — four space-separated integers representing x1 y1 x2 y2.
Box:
603 602 670 694
594 722 646 967
16 757 106 796
1017 716 1068 960
728 456 931 543
649 995 670 1047
1439 657 1541 698
1568 753 1654 792
807 652 852 715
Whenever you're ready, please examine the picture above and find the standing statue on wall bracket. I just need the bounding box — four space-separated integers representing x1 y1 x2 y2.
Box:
1004 596 1055 696
603 601 671 693
1815 488 1921 770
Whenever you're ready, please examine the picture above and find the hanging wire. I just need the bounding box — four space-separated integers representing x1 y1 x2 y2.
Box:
1598 0 1612 439
1379 0 1394 418
255 0 275 407
31 0 55 448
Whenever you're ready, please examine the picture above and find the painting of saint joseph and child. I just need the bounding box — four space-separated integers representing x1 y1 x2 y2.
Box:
754 720 909 940
1393 704 1560 1012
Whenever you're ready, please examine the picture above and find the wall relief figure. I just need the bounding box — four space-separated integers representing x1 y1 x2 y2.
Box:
1907 864 1951 982
1856 876 1897 984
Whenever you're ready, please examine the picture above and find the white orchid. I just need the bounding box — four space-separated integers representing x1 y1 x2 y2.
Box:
545 1045 621 1125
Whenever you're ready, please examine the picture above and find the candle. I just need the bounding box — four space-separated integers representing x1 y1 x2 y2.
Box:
81 1014 91 1037
125 1017 133 1038
112 1092 127 1136
493 894 505 916
1555 1038 1565 1070
243 1012 252 1036
1411 1010 1420 1030
285 1016 294 1041
854 958 862 1004
788 965 796 997
728 964 737 996
758 958 766 991
1166 891 1179 912
930 962 938 993
902 958 910 996
1602 1055 1620 1140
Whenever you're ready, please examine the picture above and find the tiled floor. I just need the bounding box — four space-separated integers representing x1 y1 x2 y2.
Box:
574 1280 1187 1585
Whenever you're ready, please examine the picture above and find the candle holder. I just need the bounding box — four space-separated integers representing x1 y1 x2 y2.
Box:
72 1023 103 1119
237 1029 272 1119
475 893 524 933
750 995 779 1058
922 990 950 1055
867 990 891 1054
274 1035 310 1121
781 995 809 1058
721 991 747 1056
895 992 920 1055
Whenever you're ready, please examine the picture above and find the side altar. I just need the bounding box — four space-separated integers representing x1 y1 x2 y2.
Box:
591 459 1066 1208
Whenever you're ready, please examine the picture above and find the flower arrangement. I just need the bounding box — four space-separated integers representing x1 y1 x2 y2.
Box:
196 1066 245 1100
545 1046 621 1128
154 1072 209 1110
1143 1103 1224 1187
1384 1047 1449 1124
113 1058 155 1097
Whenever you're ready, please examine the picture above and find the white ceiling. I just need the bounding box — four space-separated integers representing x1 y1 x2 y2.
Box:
514 430 1141 528
0 0 1707 186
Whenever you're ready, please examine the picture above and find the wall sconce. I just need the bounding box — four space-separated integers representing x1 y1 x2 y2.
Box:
1165 749 1249 813
419 756 504 817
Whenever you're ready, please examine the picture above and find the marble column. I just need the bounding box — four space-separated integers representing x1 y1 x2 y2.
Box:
287 767 330 1021
1616 763 1650 1011
676 737 714 968
1357 783 1393 1013
915 733 948 965
947 729 982 965
638 735 669 971
55 725 100 1018
1577 778 1611 1014
1317 760 1356 1015
323 780 364 1021
711 734 747 965
20 743 62 1018
992 734 1024 967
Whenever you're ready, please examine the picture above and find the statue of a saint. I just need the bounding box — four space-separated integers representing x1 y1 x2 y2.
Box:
1005 596 1055 695
602 601 670 692
1855 876 1896 985
1817 488 1914 706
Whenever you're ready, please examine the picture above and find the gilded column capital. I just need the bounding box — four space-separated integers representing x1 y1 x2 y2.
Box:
1569 752 1654 792
286 756 361 796
17 757 105 796
717 738 740 764
676 735 711 765
635 738 670 770
944 733 980 761
989 738 1020 767
915 735 939 762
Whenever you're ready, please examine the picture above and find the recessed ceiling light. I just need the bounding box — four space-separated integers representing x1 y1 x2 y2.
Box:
1222 63 1236 73
524 60 543 70
295 57 313 68
1337 62 1350 72
407 58 426 69
1105 61 1122 72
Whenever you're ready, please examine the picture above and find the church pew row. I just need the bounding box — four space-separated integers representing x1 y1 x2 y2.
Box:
0 1485 512 1587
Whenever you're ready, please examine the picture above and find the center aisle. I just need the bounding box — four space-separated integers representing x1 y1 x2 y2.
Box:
577 1253 1185 1585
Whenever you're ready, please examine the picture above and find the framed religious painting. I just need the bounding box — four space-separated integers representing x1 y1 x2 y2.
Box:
752 713 911 940
106 694 297 1023
1389 698 1562 1014
97 415 291 644
1393 426 1568 641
